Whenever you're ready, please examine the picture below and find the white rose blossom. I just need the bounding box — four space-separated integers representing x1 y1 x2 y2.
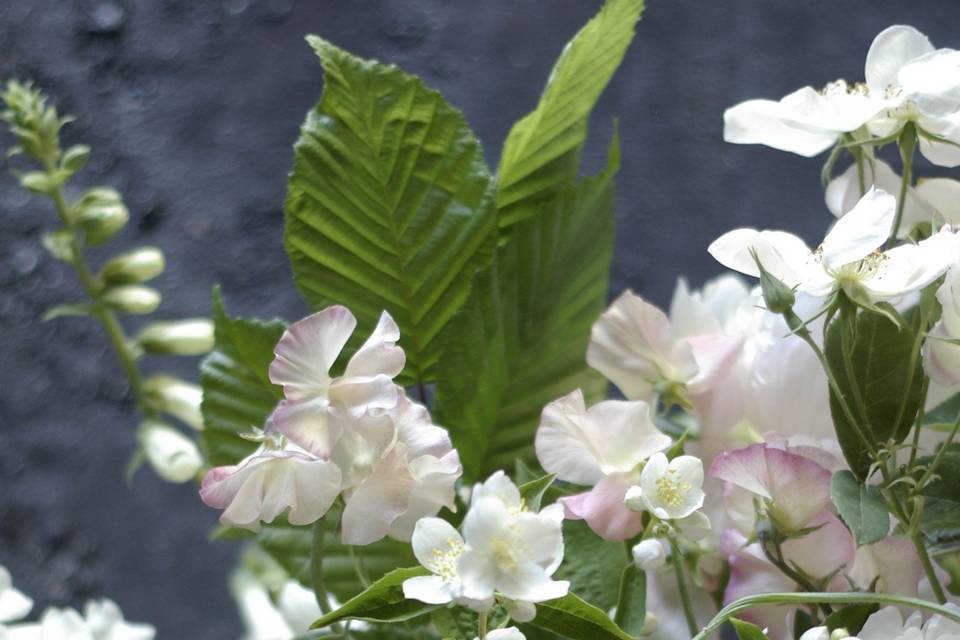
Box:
710 188 959 302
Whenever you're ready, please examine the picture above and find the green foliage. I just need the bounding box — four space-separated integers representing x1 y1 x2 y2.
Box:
497 0 643 232
519 473 557 512
200 288 285 466
553 520 629 612
831 470 889 546
824 307 925 478
434 140 618 480
431 607 473 640
730 617 769 640
613 564 646 635
284 37 496 384
523 593 635 640
923 393 960 432
824 603 878 634
917 445 960 544
310 566 434 630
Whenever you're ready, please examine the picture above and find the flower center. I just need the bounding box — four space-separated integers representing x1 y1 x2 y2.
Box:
491 537 520 572
428 537 464 582
824 251 887 283
655 469 691 508
820 79 869 97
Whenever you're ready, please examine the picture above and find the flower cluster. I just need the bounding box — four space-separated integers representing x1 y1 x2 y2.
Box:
0 565 154 640
201 306 462 544
403 472 568 628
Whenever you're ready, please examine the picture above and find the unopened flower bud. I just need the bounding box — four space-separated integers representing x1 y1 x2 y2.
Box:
624 485 644 512
72 187 128 245
752 250 795 314
19 171 55 195
138 420 203 483
61 144 91 173
640 611 658 636
506 599 536 623
631 539 667 571
102 285 161 314
137 319 214 355
144 375 203 430
101 247 165 284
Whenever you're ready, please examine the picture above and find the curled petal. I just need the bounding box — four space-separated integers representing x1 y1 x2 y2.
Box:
820 188 895 271
865 25 934 94
344 311 405 379
916 177 960 226
708 228 813 289
389 450 462 541
269 306 356 402
723 99 839 157
271 399 342 459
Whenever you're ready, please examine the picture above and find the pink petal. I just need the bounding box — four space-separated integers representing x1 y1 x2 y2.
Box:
687 333 745 392
341 443 416 545
558 474 643 542
269 306 356 402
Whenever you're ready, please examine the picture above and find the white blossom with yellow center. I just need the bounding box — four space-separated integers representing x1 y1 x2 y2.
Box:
626 453 705 520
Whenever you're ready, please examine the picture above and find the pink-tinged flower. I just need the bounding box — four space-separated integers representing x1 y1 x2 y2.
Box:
849 537 925 598
536 389 670 541
587 290 743 405
200 437 342 532
269 307 404 457
711 443 832 533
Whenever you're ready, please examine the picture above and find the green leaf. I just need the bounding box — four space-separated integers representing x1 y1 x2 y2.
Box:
824 307 924 478
257 511 416 602
553 520 628 612
284 37 496 384
497 0 643 231
42 302 91 321
310 566 435 630
830 470 890 546
200 287 286 466
519 473 557 512
824 603 878 634
431 607 474 640
730 617 769 640
526 593 634 640
916 445 960 544
435 138 617 481
923 393 960 432
613 564 646 635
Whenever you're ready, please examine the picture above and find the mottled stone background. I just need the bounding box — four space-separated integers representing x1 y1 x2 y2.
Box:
2 1 959 637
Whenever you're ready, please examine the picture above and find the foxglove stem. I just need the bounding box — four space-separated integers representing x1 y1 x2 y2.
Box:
691 591 960 640
670 541 697 636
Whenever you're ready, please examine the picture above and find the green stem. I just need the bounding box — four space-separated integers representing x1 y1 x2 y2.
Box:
917 415 960 489
912 529 948 604
888 122 917 244
311 520 344 635
692 592 960 640
478 610 488 640
759 534 831 616
670 542 698 637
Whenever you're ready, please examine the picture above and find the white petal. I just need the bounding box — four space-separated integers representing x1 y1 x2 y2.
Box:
411 517 464 572
327 374 399 415
462 497 510 552
515 512 564 571
486 627 526 640
708 228 812 288
38 608 93 640
779 86 882 133
388 451 461 541
402 575 456 606
820 188 896 270
897 49 960 116
392 394 453 458
341 443 416 545
918 113 960 167
916 177 960 225
723 99 838 157
536 390 669 484
496 562 569 603
83 599 155 640
269 307 356 402
457 548 497 602
471 471 522 511
866 228 960 298
271 399 341 459
865 25 934 94
344 311 405 378
506 601 536 624
0 567 32 624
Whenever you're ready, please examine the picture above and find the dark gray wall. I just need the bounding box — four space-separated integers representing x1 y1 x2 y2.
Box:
2 1 959 637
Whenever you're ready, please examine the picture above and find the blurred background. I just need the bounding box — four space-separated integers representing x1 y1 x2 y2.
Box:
2 0 960 637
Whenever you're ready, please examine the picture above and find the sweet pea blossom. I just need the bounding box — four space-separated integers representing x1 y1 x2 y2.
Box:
709 188 959 302
587 290 743 406
925 266 960 386
710 442 832 533
269 307 404 458
724 25 960 166
535 389 671 540
624 453 705 520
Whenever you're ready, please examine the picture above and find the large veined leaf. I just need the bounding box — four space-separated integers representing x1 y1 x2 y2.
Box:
310 566 433 630
497 0 643 231
434 139 617 480
200 288 285 466
285 37 496 383
916 445 960 544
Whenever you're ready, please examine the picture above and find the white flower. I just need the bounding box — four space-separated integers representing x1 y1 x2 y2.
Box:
724 25 960 166
925 266 960 386
477 629 526 640
403 517 478 608
137 420 203 484
0 566 32 624
1 601 155 640
826 160 937 235
82 601 155 640
229 568 321 640
587 290 744 405
853 605 960 640
200 428 342 532
710 188 959 301
626 453 705 520
269 307 404 458
631 539 668 571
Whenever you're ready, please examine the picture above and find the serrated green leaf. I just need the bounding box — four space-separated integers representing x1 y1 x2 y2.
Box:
613 564 646 635
434 138 617 481
824 307 924 478
257 512 416 603
284 37 496 384
830 470 889 546
200 287 286 466
497 0 642 231
526 593 634 640
923 393 960 432
310 566 434 630
731 617 769 640
554 520 628 612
